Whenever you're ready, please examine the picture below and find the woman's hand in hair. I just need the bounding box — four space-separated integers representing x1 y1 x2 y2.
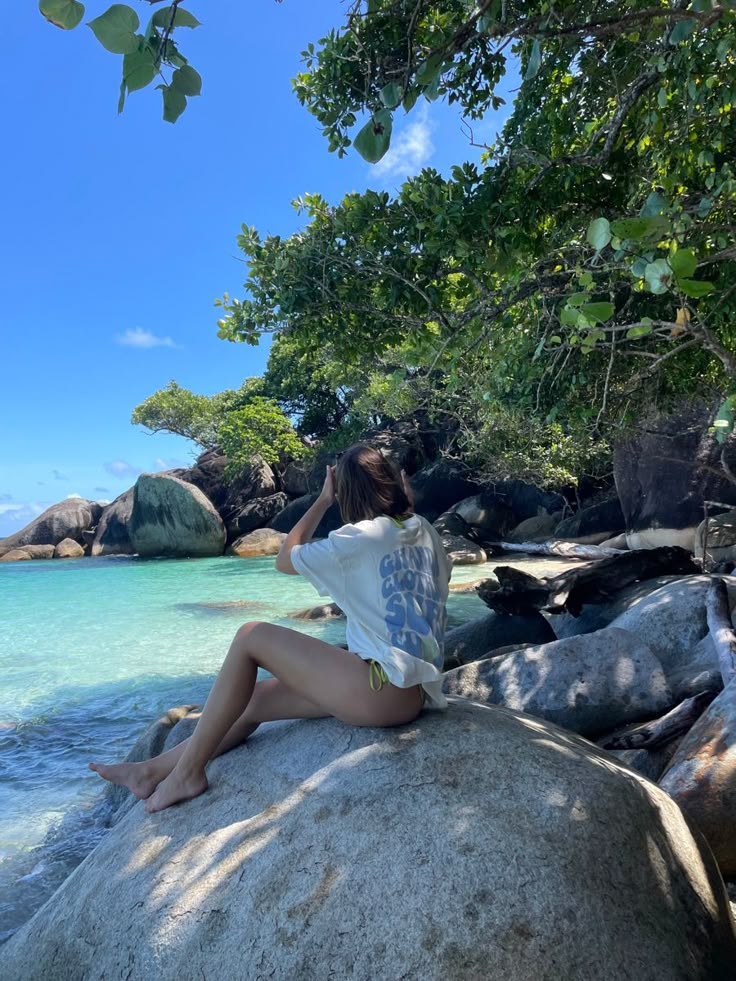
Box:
318 465 336 506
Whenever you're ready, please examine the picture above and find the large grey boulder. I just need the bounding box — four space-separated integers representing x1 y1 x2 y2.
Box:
129 474 226 558
221 456 277 520
614 402 736 550
661 680 736 875
175 448 229 510
54 538 84 558
450 493 515 539
554 497 625 545
0 498 102 556
268 494 342 536
227 528 286 557
443 610 555 668
90 488 135 556
227 492 289 538
2 701 734 980
443 627 672 736
607 575 711 676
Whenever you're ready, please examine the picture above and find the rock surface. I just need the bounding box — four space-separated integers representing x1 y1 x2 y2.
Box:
2 701 734 980
439 533 487 565
228 528 286 558
607 575 711 676
450 493 515 539
90 489 135 556
443 627 672 736
0 498 102 556
0 548 33 562
614 403 736 550
268 494 342 537
228 492 289 538
443 611 556 669
129 474 226 558
554 498 625 545
695 510 736 566
660 680 736 875
506 511 559 544
54 538 84 559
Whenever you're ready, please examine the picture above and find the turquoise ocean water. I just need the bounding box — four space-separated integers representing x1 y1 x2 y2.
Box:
0 554 488 941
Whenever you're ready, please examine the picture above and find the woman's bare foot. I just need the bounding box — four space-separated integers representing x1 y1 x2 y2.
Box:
88 760 161 801
144 767 208 813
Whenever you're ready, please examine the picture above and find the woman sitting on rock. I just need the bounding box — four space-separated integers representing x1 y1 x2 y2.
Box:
90 444 450 812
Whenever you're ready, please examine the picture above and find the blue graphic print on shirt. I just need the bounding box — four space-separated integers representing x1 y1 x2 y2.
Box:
378 544 446 668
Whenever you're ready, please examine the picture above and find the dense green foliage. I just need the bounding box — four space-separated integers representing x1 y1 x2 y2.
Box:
58 2 736 485
212 0 736 485
131 378 307 472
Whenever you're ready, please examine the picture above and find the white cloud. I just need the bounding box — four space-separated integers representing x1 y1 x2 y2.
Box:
0 502 45 537
105 460 141 479
65 493 83 500
154 457 187 471
114 327 178 349
373 103 435 179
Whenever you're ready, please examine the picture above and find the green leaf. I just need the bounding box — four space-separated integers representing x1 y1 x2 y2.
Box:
677 279 715 298
657 87 668 108
631 257 649 278
561 307 581 326
581 302 614 323
610 216 669 241
669 249 697 279
353 109 393 164
713 395 736 444
152 5 201 29
567 292 590 307
626 324 653 339
586 217 611 252
39 0 84 30
380 82 403 109
669 19 697 45
415 53 444 87
644 259 673 294
402 86 419 113
162 84 187 122
87 4 139 54
525 39 542 80
171 64 201 96
122 44 156 92
640 191 667 217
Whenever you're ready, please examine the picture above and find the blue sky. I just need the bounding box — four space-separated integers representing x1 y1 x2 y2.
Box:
0 1 515 537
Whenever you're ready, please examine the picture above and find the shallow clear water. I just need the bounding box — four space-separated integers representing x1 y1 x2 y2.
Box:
0 554 493 940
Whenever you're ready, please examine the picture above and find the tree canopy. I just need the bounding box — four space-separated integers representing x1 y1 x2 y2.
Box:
55 1 736 485
213 0 736 484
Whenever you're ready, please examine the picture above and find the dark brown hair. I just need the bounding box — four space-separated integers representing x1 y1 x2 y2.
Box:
334 443 413 524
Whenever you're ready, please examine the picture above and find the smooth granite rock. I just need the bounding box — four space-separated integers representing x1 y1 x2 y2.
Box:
0 498 102 556
443 610 556 669
227 492 289 538
443 627 672 736
1 701 734 980
0 548 33 562
91 489 135 556
607 576 711 675
129 474 226 558
54 538 84 559
228 528 286 558
660 678 736 875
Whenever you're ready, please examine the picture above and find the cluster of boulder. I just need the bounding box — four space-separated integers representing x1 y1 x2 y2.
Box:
4 403 736 570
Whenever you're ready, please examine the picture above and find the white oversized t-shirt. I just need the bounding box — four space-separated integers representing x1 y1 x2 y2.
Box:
290 514 450 709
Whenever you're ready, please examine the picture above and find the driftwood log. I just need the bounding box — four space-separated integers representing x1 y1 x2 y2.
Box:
598 691 718 750
484 540 625 561
705 578 736 685
476 546 699 616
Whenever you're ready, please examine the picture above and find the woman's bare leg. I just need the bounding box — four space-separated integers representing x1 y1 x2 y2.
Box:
89 677 327 800
142 621 421 813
